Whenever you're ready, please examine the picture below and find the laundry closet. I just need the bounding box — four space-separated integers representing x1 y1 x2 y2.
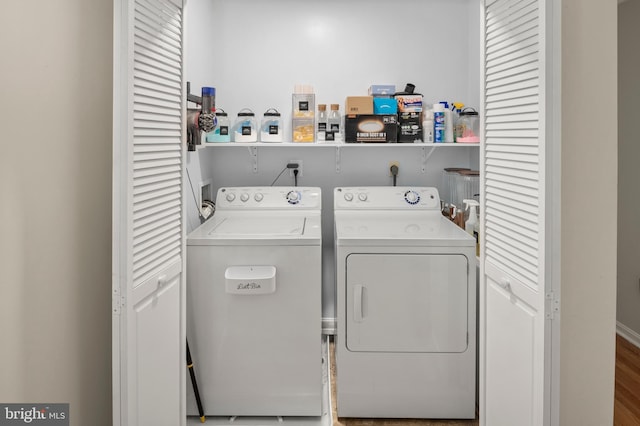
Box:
112 0 557 424
184 0 481 330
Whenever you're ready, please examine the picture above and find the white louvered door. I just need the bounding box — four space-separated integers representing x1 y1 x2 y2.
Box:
480 0 556 425
113 0 185 425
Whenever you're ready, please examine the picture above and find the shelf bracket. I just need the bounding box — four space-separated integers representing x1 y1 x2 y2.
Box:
249 146 258 173
335 146 341 174
421 146 436 173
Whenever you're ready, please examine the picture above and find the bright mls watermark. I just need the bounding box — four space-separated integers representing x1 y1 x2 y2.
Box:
0 404 68 425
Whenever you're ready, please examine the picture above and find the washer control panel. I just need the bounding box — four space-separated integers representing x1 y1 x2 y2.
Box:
335 187 440 210
217 187 321 210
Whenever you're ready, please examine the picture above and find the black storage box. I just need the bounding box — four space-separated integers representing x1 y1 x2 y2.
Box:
345 114 398 143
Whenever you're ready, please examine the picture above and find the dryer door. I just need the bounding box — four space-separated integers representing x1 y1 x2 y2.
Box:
346 253 468 353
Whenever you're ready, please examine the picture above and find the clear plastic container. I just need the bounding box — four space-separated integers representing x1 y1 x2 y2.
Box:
442 167 470 208
232 108 257 142
260 108 283 143
292 119 314 143
292 85 315 142
206 108 230 143
454 170 480 213
317 104 328 142
292 85 315 119
456 108 480 143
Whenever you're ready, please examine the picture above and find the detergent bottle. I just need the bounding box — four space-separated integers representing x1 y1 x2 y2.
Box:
463 199 480 256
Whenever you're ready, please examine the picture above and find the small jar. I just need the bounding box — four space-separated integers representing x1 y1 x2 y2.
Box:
326 104 341 142
260 108 283 143
206 108 230 143
232 108 257 142
456 108 480 143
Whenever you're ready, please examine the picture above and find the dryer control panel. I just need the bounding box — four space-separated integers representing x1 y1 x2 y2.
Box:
334 187 440 210
217 187 321 210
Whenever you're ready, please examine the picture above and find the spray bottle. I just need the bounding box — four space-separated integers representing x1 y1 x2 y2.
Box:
463 199 480 256
452 102 465 142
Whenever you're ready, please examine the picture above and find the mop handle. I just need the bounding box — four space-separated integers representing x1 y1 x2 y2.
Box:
187 340 206 423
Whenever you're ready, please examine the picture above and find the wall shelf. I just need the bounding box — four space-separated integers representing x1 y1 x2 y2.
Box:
200 142 480 148
196 142 479 174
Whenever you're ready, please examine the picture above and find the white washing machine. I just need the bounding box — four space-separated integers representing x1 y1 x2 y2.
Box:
187 187 322 417
334 186 476 419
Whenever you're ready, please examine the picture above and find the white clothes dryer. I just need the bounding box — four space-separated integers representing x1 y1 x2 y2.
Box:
187 187 322 417
334 186 476 419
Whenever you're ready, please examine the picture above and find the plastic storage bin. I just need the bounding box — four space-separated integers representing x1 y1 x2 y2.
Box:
454 170 480 212
206 108 231 143
232 108 257 142
442 167 470 208
260 108 283 143
456 108 480 143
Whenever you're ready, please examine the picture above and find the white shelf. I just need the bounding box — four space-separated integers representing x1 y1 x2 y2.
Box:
197 141 479 174
201 142 480 148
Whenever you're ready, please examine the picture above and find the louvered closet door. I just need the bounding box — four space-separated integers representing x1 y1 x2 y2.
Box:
113 0 185 425
480 0 552 425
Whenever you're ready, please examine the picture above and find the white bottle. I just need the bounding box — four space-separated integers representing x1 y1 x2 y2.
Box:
463 199 479 235
422 109 434 143
444 106 454 143
433 103 445 143
461 171 479 256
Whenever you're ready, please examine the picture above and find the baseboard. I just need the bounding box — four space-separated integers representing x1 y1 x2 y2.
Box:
617 321 640 349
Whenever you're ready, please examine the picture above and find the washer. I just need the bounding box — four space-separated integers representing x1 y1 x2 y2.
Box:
334 186 476 419
187 186 322 417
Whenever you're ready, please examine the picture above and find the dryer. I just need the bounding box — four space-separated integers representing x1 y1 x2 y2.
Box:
187 187 322 417
334 186 476 419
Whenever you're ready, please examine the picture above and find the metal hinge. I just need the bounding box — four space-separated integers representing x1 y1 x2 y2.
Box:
545 291 560 320
112 287 125 315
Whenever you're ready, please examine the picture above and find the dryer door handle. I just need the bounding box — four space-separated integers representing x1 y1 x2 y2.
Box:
354 284 366 322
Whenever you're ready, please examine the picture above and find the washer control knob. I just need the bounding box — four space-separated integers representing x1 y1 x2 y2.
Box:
358 193 368 202
225 193 236 202
404 190 420 205
344 193 354 202
240 193 250 202
287 191 300 204
254 193 264 202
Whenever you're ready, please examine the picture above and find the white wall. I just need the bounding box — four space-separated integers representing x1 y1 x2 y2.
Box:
184 0 220 234
617 0 640 341
561 0 618 424
0 1 112 425
192 0 480 135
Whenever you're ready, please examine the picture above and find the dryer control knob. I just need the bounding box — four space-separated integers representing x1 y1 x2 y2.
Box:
240 193 250 202
404 190 420 204
225 193 236 202
344 193 354 202
254 193 264 202
358 193 368 202
287 191 300 204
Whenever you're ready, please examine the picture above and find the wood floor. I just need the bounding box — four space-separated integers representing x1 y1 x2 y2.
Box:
330 335 640 426
615 334 640 425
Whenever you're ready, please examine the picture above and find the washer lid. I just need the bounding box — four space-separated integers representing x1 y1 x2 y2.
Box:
187 212 321 246
335 211 474 247
210 216 305 236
